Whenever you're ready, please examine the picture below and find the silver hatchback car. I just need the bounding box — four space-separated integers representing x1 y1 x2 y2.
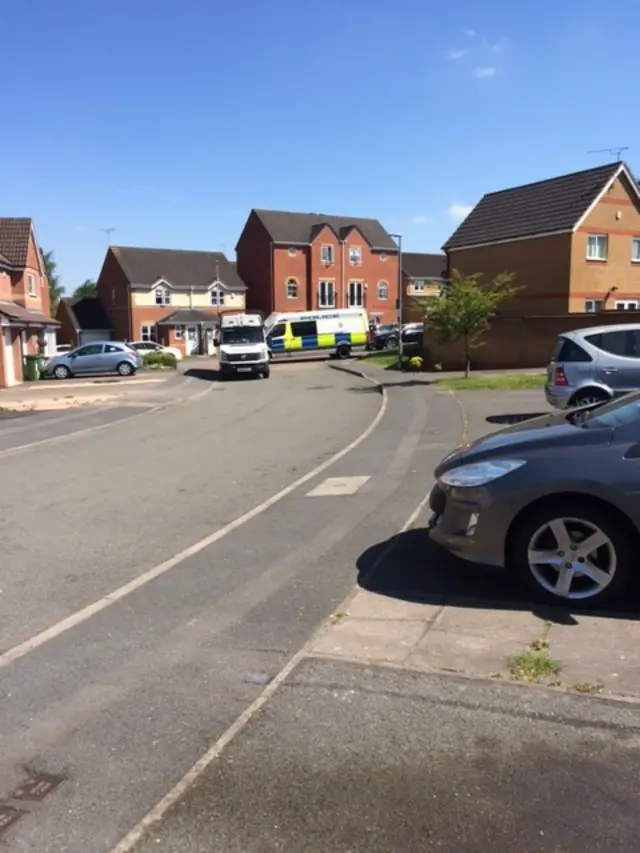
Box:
545 323 640 409
44 341 141 379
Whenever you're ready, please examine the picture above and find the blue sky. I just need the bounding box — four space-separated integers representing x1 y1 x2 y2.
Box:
3 0 639 291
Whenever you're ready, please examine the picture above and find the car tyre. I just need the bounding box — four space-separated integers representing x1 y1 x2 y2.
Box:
384 337 398 350
336 344 351 359
570 388 609 408
53 365 71 380
117 361 134 376
261 367 270 379
509 500 634 608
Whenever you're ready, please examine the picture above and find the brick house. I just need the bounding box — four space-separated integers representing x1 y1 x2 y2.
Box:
443 161 640 315
95 246 247 355
236 209 400 325
56 297 114 347
401 252 446 320
0 218 59 388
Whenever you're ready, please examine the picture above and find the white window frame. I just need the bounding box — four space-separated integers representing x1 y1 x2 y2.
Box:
615 300 639 310
174 325 184 339
286 278 298 299
348 280 364 308
318 280 335 308
320 245 334 264
632 237 640 263
413 279 426 293
586 234 608 261
210 289 225 306
155 286 171 306
27 272 37 296
349 246 362 265
140 324 156 342
377 281 389 300
585 299 604 313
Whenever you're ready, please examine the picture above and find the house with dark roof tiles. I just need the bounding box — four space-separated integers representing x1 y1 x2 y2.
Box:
0 217 59 388
55 297 114 348
443 161 640 315
95 246 247 355
236 208 399 324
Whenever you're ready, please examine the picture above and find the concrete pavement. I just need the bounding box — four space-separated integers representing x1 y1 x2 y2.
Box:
0 360 465 851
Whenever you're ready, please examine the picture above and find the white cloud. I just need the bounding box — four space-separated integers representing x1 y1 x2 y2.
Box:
473 66 499 79
489 36 512 55
464 28 477 37
446 48 468 60
448 203 473 222
410 215 429 225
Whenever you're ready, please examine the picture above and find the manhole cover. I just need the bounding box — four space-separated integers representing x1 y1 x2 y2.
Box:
12 773 66 802
0 805 28 837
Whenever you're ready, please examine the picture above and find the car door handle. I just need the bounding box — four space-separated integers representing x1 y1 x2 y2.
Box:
602 368 618 374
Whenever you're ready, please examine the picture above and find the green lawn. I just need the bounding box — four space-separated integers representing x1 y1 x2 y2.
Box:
437 373 546 390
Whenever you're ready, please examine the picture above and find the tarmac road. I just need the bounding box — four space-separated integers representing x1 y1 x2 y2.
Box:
0 361 465 852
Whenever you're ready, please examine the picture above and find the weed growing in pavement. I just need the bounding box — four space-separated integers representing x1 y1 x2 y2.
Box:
573 682 604 695
509 625 560 683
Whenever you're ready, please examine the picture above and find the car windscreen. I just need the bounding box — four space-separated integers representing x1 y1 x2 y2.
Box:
221 327 264 345
583 392 640 429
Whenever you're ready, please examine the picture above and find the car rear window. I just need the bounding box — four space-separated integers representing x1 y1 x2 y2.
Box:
554 337 592 362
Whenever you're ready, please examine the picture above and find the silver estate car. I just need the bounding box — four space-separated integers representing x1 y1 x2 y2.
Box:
545 323 640 409
44 342 141 379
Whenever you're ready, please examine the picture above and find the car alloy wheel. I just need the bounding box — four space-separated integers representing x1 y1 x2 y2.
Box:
510 502 633 607
571 390 608 407
117 362 134 376
54 365 70 379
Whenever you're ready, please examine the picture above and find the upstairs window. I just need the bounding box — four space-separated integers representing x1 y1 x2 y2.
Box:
586 234 608 261
413 279 425 293
286 278 298 298
155 286 171 306
632 237 640 262
27 273 37 296
584 299 604 313
377 281 389 300
210 289 225 306
320 245 334 263
349 247 362 265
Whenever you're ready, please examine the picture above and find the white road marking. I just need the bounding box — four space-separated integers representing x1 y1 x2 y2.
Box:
107 458 429 853
306 475 371 497
26 378 167 390
0 375 386 671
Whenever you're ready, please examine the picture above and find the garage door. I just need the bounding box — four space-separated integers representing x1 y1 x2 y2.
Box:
80 331 107 344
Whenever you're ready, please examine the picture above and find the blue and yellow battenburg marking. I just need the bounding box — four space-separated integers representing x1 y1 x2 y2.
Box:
270 328 367 353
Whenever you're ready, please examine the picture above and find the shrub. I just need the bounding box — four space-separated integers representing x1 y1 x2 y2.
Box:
408 355 423 371
142 351 177 370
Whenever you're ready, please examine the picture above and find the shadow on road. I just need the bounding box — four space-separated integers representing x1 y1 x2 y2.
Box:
357 527 640 625
485 412 548 426
184 367 221 382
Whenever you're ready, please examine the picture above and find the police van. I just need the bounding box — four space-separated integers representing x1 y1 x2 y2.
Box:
264 309 369 359
218 314 270 379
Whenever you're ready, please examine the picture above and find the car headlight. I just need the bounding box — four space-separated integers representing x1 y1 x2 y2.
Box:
439 459 526 488
219 351 229 362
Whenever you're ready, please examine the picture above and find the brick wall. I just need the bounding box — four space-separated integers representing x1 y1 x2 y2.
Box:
423 310 640 370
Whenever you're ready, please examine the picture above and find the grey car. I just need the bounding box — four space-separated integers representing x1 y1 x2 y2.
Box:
545 323 640 409
44 341 141 379
428 392 640 607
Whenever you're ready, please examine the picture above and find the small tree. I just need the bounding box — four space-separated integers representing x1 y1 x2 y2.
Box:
73 279 97 299
425 269 519 377
41 248 64 311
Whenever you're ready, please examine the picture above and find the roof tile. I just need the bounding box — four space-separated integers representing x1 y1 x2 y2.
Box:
110 247 247 292
251 209 397 251
0 218 32 266
402 252 447 279
443 162 625 251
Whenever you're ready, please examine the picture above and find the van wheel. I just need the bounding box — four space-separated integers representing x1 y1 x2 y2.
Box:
570 388 609 408
336 344 351 359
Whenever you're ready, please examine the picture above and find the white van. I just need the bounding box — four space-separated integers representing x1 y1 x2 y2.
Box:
264 309 369 359
218 314 270 379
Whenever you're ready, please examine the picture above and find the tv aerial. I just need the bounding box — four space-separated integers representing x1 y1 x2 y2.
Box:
587 146 629 162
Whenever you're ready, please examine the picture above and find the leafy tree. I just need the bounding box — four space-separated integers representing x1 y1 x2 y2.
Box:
41 249 64 311
73 279 97 299
425 269 519 377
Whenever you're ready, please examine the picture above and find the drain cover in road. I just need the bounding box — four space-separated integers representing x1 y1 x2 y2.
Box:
0 806 28 837
11 774 66 802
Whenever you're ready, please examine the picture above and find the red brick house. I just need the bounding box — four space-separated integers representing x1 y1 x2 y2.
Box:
56 297 114 347
442 161 640 315
95 246 248 355
0 218 59 388
236 209 400 324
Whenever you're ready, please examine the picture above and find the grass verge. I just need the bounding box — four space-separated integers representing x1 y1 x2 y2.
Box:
437 373 546 390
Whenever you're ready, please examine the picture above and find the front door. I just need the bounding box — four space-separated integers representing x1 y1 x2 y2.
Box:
186 326 198 355
205 327 215 355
